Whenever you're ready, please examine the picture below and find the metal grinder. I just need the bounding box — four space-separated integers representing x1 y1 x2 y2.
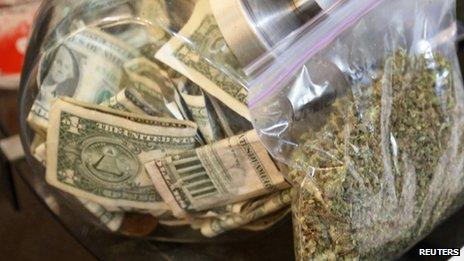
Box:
210 0 340 67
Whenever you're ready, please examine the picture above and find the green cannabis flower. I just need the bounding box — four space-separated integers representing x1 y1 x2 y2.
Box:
291 51 462 260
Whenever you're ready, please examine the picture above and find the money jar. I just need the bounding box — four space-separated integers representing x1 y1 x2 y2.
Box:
17 0 297 252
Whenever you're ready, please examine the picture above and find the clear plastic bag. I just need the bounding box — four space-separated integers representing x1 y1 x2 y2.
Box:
248 0 464 259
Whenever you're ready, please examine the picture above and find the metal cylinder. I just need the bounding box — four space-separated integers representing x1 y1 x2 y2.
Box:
292 0 323 21
211 0 326 67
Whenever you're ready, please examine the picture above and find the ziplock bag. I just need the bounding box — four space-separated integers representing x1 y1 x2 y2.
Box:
248 0 464 259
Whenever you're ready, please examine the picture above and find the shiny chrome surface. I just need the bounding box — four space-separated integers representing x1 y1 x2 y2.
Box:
211 0 322 67
292 0 323 21
210 0 269 67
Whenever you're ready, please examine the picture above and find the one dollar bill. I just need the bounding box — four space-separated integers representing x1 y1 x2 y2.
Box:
124 57 188 120
145 130 289 218
29 140 124 231
46 98 199 210
77 198 124 232
30 28 139 135
155 0 250 120
101 85 173 118
201 189 292 237
177 79 221 143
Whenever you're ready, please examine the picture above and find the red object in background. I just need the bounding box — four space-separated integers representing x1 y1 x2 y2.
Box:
0 1 40 88
0 20 30 74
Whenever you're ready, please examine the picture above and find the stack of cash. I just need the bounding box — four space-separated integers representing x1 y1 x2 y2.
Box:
27 0 291 237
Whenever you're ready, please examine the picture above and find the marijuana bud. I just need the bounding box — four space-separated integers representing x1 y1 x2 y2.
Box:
291 51 464 260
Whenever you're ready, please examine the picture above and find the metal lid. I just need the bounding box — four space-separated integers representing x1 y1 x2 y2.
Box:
211 0 322 67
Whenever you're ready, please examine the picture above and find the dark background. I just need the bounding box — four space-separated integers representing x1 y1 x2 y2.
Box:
0 1 462 261
0 90 96 260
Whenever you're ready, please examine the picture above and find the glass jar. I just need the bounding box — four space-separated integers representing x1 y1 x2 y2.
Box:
18 0 293 246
